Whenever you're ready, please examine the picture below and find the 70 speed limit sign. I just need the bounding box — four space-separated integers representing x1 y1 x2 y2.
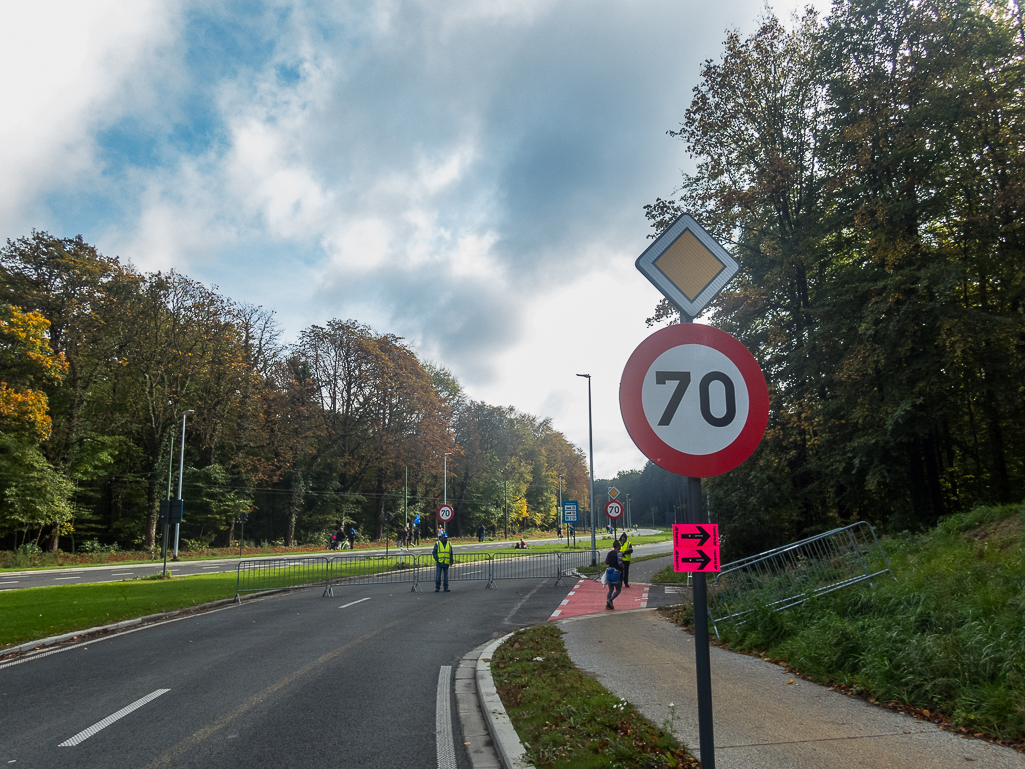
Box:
620 324 769 477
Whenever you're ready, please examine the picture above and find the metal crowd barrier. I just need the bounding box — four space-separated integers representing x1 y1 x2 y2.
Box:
235 556 333 600
235 547 599 599
707 521 892 636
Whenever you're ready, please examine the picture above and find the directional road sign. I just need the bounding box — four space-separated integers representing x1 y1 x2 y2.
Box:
562 500 578 523
605 500 624 520
673 524 721 573
620 323 769 477
636 213 740 319
437 504 454 522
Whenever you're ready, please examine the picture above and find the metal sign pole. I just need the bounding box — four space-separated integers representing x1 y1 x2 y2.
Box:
684 474 716 768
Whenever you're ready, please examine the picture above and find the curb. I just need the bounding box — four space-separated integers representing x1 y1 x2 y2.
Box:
476 632 535 769
0 589 283 658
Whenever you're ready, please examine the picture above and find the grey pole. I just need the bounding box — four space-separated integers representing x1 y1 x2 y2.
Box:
577 374 597 566
173 410 194 559
443 451 452 517
558 474 564 545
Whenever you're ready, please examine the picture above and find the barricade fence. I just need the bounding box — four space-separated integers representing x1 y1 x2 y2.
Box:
235 548 598 599
707 521 892 636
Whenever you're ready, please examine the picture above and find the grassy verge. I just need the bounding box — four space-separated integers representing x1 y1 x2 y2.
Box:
665 503 1025 747
491 625 698 768
0 573 239 649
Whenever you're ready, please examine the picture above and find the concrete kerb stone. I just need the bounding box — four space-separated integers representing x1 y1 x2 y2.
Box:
0 588 284 659
476 632 535 769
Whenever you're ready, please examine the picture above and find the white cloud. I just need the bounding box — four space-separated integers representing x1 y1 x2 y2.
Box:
3 0 830 477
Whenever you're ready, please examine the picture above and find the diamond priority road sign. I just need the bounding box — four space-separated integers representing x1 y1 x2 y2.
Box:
635 212 739 319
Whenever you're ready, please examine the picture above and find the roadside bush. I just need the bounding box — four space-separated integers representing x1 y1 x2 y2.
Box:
710 504 1025 742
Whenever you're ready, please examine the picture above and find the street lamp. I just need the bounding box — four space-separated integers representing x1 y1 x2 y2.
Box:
576 374 597 566
173 410 195 560
558 473 565 546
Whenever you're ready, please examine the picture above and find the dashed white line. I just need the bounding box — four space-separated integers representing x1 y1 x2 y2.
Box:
54 577 81 581
58 689 170 747
0 581 19 585
339 597 371 609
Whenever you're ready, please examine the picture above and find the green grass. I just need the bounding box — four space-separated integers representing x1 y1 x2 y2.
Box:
680 503 1025 745
491 625 698 768
0 573 239 648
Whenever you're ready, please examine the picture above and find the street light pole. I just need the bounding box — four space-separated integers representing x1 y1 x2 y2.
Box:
173 410 195 560
576 374 597 566
443 452 452 505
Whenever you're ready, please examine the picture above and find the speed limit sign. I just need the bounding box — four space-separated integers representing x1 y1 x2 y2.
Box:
437 504 454 522
620 324 769 477
605 500 624 520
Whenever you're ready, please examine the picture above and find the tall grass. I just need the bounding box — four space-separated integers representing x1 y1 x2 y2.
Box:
715 504 1025 742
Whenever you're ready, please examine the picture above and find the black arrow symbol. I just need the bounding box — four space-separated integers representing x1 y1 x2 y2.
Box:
676 549 712 571
676 525 712 548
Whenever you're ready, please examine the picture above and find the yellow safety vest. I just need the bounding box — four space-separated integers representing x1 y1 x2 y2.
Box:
620 537 632 562
436 540 452 565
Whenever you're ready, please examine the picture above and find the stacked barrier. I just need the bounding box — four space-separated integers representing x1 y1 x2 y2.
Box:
707 521 891 636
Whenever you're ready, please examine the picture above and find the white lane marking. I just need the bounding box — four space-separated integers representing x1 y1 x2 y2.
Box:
54 577 81 580
0 581 19 585
436 666 457 769
502 580 545 625
551 609 563 617
58 689 170 746
201 565 220 569
559 599 569 606
338 597 370 609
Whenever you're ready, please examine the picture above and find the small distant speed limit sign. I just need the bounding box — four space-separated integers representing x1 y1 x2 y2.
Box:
620 324 769 477
605 500 624 520
437 504 454 522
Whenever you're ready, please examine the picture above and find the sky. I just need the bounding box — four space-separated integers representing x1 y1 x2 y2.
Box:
1 0 824 479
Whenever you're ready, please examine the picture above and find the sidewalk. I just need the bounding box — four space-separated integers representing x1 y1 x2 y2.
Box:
558 608 1025 769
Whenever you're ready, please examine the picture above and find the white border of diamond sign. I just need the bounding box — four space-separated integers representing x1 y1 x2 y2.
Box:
635 212 739 319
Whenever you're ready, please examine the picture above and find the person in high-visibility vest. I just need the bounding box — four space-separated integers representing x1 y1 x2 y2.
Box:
618 532 634 588
432 531 453 592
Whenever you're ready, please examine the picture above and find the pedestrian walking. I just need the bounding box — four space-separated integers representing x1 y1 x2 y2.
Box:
433 531 452 592
604 540 623 610
618 531 634 587
397 525 406 549
346 524 357 550
412 526 420 546
477 525 486 542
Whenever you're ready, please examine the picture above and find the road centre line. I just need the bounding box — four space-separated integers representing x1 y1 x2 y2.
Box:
0 581 19 585
436 666 457 769
54 576 81 580
59 689 170 746
339 597 370 609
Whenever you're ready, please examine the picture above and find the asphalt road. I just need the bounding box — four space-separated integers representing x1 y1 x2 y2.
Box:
0 570 570 768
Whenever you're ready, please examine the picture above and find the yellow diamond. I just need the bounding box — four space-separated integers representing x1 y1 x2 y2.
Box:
653 230 726 302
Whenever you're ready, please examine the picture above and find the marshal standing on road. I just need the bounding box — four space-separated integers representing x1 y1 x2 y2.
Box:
433 531 452 592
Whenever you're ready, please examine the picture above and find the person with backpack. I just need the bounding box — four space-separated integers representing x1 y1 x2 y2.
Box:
432 531 453 592
604 540 624 610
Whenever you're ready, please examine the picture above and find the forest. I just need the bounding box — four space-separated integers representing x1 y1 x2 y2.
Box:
0 232 589 553
644 0 1025 556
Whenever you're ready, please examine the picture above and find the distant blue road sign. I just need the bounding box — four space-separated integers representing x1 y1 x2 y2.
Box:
562 500 579 523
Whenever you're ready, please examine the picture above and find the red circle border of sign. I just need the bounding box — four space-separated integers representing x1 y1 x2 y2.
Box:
620 324 769 478
605 500 623 519
438 505 454 521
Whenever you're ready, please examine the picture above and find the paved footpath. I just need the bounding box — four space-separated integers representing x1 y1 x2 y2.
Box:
559 608 1025 769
